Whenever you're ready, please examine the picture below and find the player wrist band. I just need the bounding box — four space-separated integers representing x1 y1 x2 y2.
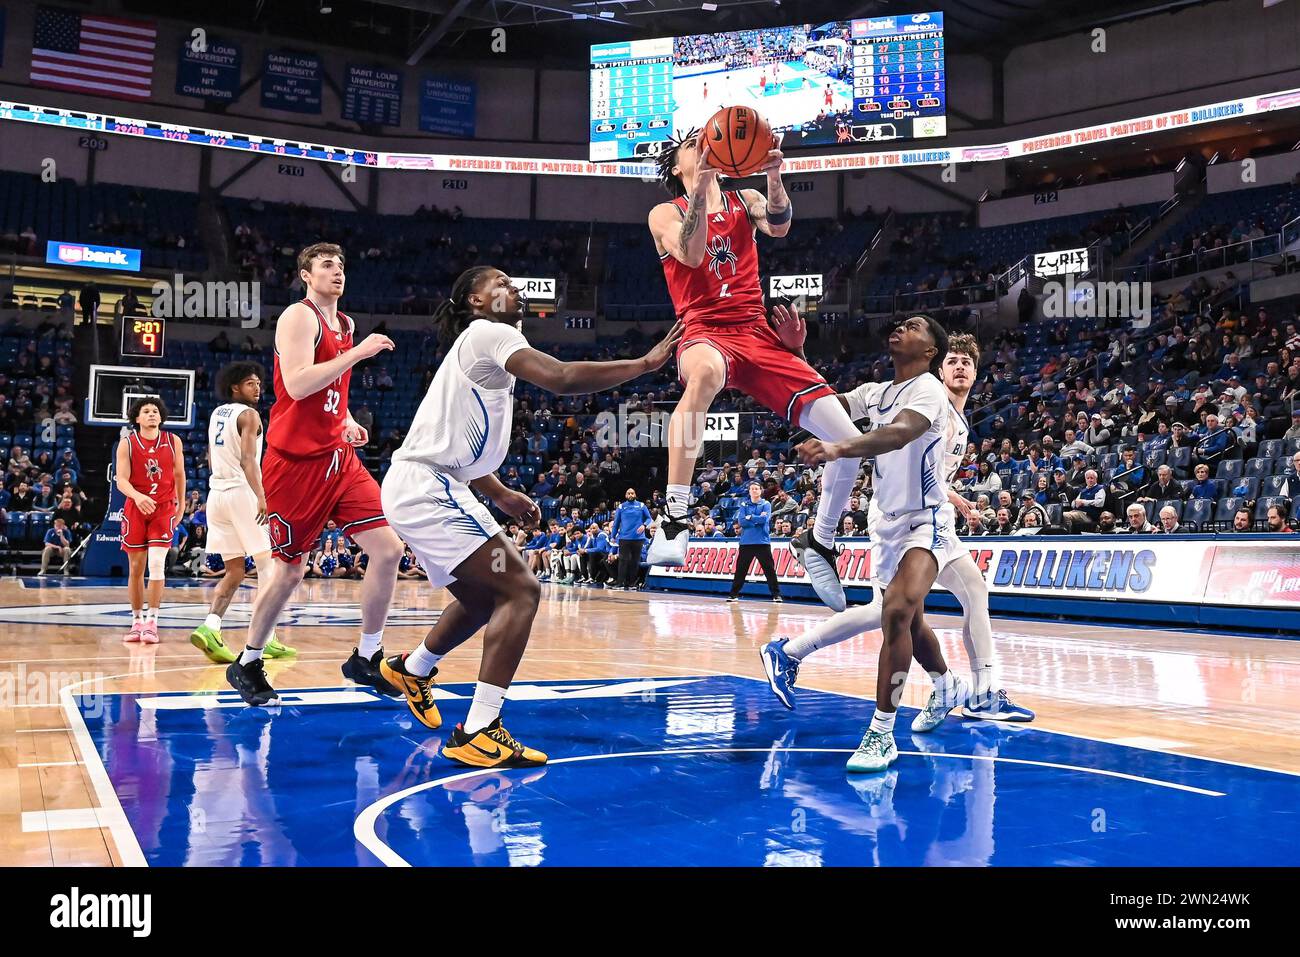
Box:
768 203 792 225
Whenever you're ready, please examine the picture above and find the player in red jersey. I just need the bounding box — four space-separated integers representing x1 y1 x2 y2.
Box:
646 130 864 611
825 83 833 108
225 242 405 707
114 396 185 644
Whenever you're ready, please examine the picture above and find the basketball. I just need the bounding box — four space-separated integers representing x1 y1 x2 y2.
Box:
703 105 774 179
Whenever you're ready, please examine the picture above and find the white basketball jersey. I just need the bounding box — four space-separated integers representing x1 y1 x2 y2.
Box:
391 318 528 482
944 400 970 484
861 372 950 516
208 402 260 492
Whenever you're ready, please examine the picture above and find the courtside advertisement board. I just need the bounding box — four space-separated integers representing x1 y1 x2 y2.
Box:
651 536 1300 610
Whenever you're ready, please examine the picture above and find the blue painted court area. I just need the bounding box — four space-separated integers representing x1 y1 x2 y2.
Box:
74 676 1300 867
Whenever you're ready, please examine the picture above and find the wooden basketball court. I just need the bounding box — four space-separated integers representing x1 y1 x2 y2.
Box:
3 576 1298 866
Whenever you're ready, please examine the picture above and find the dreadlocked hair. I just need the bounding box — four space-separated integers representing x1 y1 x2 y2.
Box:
655 127 701 198
433 265 496 346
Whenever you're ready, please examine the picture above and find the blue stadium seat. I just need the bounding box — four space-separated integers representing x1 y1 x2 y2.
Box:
1183 499 1213 529
1169 447 1191 474
1231 477 1259 500
1046 504 1062 527
1262 475 1288 497
1214 497 1245 523
1144 450 1167 470
1099 453 1118 472
1215 460 1244 481
1258 439 1284 460
1245 457 1272 479
1255 496 1290 521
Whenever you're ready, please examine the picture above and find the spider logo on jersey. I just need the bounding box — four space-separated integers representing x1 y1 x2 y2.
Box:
145 458 162 481
707 235 739 279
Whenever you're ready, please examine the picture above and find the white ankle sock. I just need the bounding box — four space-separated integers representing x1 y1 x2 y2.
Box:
239 646 264 666
358 630 383 659
665 484 691 519
405 642 443 678
144 608 158 623
204 613 221 631
464 681 508 734
869 710 896 734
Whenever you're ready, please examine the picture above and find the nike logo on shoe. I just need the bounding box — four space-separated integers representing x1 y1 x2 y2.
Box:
468 741 502 759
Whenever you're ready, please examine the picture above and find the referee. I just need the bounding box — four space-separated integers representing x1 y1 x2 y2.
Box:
728 482 782 602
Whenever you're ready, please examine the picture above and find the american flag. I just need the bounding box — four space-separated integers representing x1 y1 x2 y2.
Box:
31 7 156 101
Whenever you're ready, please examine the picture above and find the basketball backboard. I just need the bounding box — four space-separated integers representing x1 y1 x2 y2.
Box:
86 364 196 429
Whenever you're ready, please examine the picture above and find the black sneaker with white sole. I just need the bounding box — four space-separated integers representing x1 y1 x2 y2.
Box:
225 657 280 707
646 516 691 566
790 530 846 612
342 647 402 697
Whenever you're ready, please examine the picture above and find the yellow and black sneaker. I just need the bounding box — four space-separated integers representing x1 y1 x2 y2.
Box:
379 654 442 730
441 718 547 768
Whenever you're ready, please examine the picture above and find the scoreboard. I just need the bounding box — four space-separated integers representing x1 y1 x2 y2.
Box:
850 13 947 142
590 13 946 161
590 38 676 161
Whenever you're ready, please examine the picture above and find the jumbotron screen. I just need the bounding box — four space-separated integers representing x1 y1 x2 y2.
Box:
589 13 946 162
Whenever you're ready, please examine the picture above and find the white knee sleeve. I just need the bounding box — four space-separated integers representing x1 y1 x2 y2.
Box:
936 558 995 675
147 546 167 580
785 585 884 660
799 395 863 547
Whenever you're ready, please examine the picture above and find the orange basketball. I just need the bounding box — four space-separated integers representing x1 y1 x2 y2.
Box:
703 105 774 179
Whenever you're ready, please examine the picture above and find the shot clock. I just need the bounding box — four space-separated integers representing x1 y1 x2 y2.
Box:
120 316 166 359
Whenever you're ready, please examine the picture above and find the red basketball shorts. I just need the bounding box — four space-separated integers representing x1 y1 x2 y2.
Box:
262 445 388 564
676 319 835 423
120 500 177 551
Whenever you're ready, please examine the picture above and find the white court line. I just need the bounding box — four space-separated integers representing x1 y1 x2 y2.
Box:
15 727 70 733
720 671 1300 780
19 760 84 768
22 807 105 833
354 745 1225 867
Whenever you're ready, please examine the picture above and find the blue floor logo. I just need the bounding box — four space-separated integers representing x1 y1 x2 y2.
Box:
74 676 1300 867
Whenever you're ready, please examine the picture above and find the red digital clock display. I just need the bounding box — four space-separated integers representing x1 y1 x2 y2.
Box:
121 317 166 358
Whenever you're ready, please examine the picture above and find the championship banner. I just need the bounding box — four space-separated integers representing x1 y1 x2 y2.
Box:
420 75 475 137
176 34 240 102
261 50 321 114
343 64 402 126
651 536 1300 610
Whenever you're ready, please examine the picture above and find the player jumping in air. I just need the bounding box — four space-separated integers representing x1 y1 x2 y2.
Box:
226 243 405 706
379 266 681 768
646 129 863 611
761 330 1034 722
189 361 296 664
795 316 970 772
115 397 185 644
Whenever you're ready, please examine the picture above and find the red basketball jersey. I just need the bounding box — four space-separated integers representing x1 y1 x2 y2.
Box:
126 429 178 505
268 298 355 459
660 189 764 327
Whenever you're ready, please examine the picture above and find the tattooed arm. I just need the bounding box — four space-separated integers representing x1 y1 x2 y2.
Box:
648 164 721 269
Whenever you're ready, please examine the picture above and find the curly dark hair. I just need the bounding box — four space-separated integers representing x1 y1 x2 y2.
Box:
214 360 267 400
127 395 169 425
654 127 702 198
